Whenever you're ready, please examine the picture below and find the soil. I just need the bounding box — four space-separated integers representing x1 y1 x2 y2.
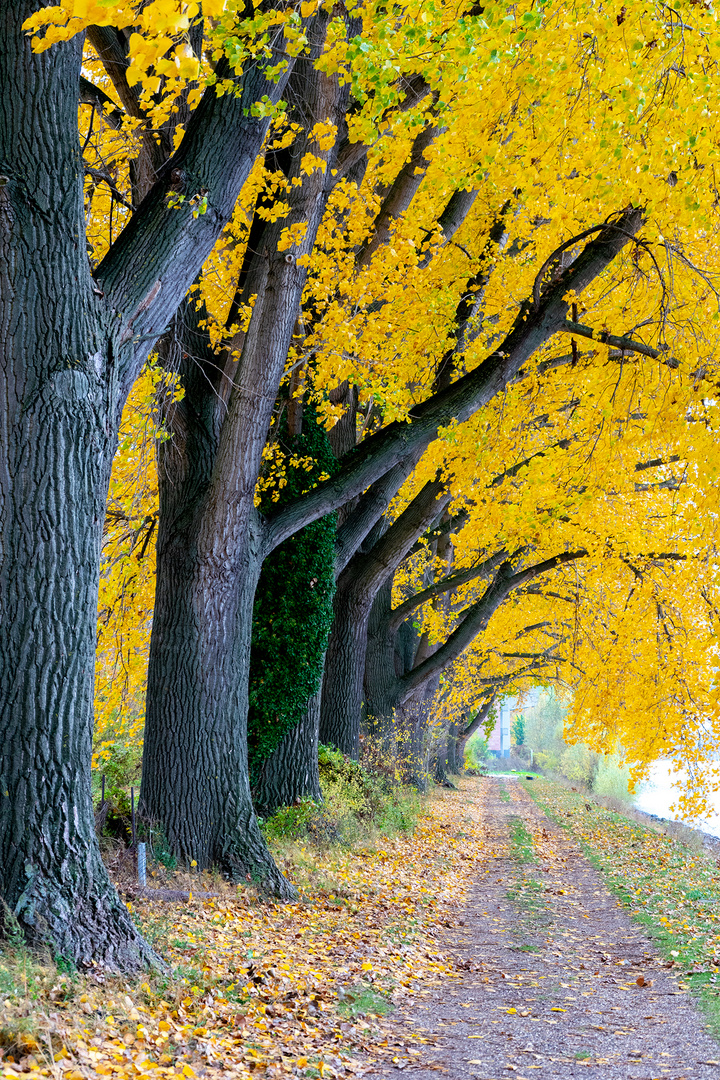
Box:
371 777 720 1080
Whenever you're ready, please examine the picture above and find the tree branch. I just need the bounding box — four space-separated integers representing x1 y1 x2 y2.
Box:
262 207 645 553
334 452 421 576
458 694 496 741
488 438 574 489
79 75 124 128
387 548 509 632
96 31 302 396
337 476 452 600
559 320 668 361
398 549 587 697
334 74 432 180
355 118 440 269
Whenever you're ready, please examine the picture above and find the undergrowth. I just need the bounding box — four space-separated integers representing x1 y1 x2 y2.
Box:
0 780 485 1080
260 745 424 851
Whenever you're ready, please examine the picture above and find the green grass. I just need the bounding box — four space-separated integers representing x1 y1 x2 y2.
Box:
521 777 720 1036
336 982 393 1018
498 784 511 803
509 816 535 863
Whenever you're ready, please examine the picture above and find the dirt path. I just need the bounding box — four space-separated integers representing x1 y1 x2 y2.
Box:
372 777 720 1079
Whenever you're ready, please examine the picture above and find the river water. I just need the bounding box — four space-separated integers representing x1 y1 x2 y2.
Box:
634 760 720 839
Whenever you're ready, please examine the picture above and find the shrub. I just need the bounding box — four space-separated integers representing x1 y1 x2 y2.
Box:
465 732 489 769
260 744 424 849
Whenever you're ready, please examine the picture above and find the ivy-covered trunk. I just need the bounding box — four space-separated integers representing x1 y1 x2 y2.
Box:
248 411 336 816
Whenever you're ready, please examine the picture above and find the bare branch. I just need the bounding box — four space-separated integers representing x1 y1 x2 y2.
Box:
559 319 669 361
79 76 124 128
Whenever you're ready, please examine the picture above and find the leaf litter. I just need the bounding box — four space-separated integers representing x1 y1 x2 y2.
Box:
0 785 485 1080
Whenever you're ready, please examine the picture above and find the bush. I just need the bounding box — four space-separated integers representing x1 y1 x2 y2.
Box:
464 732 489 769
260 745 424 849
525 690 632 800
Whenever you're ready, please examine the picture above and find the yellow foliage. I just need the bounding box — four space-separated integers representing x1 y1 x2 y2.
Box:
93 364 179 767
47 0 720 798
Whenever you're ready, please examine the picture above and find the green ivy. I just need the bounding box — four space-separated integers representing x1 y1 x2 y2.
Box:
247 404 337 783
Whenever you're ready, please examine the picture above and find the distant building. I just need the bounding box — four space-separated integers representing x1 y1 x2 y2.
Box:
487 689 542 758
487 698 516 758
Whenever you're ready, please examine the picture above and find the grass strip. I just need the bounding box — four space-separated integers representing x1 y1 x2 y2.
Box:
521 776 720 1034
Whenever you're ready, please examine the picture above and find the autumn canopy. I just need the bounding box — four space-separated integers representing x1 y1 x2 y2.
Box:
2 0 720 969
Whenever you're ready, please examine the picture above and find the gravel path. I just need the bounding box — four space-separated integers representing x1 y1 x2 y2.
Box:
372 777 720 1079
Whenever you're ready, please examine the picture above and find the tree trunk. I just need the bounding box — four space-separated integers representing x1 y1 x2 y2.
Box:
141 520 290 888
141 22 350 888
319 581 373 757
139 310 293 892
321 479 449 756
446 723 462 774
455 731 469 772
0 8 154 968
253 684 323 815
363 581 403 754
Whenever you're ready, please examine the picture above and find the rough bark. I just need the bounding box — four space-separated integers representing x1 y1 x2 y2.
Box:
253 685 324 815
0 6 155 969
0 0 313 962
446 723 462 775
320 479 450 756
318 584 374 757
140 16 352 884
140 306 289 886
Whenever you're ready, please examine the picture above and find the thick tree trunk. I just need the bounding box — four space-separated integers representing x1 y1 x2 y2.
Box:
0 8 154 968
362 581 405 756
319 582 373 757
139 310 293 892
455 731 469 772
446 723 462 775
321 480 449 756
141 524 290 888
253 685 323 815
141 22 350 889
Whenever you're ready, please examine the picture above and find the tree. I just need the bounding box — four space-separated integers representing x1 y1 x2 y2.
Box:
124 0 658 883
0 0 315 967
95 0 720 872
8 0 720 976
